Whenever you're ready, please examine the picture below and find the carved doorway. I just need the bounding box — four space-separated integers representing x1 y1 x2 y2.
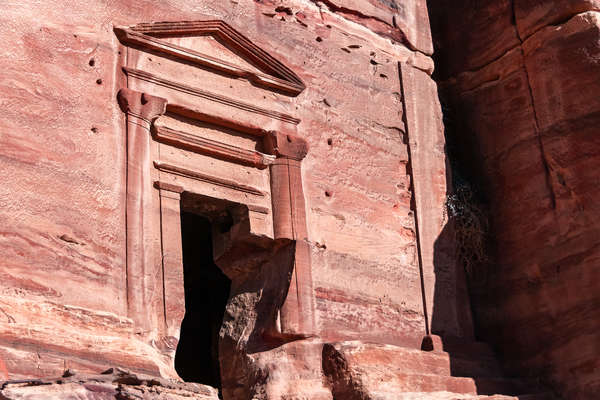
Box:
115 20 317 388
175 205 231 388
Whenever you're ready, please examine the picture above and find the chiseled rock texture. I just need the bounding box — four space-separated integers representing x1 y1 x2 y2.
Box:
429 1 600 399
0 368 219 400
322 341 555 400
0 0 469 397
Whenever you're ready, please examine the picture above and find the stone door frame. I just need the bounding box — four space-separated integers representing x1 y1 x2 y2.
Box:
116 85 316 369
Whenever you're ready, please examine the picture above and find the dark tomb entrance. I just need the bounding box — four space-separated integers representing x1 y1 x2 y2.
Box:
175 205 232 390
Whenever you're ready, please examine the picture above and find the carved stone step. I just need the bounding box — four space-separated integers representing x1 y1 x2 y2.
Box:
322 340 506 379
323 340 453 376
448 355 505 378
322 341 553 399
372 391 518 400
370 391 553 400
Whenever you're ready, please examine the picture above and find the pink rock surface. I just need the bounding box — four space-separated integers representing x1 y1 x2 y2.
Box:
0 0 587 399
322 341 552 399
0 0 468 396
430 3 600 399
0 368 219 400
515 0 600 38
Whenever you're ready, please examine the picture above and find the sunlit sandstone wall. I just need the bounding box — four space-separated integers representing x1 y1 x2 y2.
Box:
429 1 600 398
0 0 464 380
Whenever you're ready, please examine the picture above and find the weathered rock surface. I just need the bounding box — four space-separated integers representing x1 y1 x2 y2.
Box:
429 1 600 399
322 341 554 399
2 0 574 398
0 342 556 400
428 0 520 79
0 1 481 399
0 0 453 385
515 0 600 39
0 368 218 400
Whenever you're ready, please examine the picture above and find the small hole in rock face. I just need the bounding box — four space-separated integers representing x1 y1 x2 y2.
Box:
89 58 95 67
286 135 292 143
96 78 103 85
327 138 333 146
316 36 322 42
91 127 98 133
325 191 332 198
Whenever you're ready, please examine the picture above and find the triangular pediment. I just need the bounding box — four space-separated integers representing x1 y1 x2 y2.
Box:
114 20 305 96
157 35 265 76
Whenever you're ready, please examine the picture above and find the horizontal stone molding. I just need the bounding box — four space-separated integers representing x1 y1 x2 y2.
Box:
152 124 273 169
166 103 273 137
153 181 184 194
123 67 300 125
153 180 270 215
153 161 265 197
247 204 270 215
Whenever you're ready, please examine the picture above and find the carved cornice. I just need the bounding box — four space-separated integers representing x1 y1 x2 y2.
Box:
114 20 305 96
117 88 167 122
264 130 309 161
153 161 265 197
153 181 184 194
152 124 273 169
154 180 270 215
166 103 270 138
123 67 300 125
247 204 270 215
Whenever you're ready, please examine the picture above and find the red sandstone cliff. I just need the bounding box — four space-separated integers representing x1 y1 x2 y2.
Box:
0 0 593 399
0 0 464 397
429 1 600 399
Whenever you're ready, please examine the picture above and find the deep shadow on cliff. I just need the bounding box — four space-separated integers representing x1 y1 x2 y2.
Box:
427 0 600 398
428 104 562 399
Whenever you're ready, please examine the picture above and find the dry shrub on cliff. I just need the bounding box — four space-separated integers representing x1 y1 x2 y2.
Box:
445 181 489 284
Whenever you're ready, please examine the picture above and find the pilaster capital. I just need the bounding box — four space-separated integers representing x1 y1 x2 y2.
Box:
117 88 167 123
264 130 308 161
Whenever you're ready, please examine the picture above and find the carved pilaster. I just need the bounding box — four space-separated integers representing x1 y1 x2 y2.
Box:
118 88 167 330
264 130 316 338
155 182 185 348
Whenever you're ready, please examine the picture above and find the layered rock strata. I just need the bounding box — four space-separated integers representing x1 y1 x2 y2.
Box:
429 1 600 399
0 0 471 397
0 342 557 400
